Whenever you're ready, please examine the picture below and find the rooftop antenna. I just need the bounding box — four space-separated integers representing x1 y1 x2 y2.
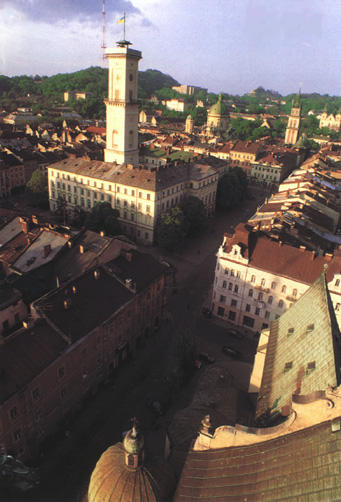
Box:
101 0 106 64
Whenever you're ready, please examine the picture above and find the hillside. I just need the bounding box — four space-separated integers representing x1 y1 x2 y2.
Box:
0 67 179 101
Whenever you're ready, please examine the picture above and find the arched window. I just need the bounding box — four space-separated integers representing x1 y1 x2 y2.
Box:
248 289 253 297
268 296 273 304
251 275 256 283
278 300 284 308
292 289 297 298
261 278 266 287
281 285 286 294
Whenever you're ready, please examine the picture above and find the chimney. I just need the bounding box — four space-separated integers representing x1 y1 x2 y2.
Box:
43 244 51 258
325 253 333 262
19 217 29 234
32 215 39 225
125 278 136 292
299 245 306 252
67 241 72 248
311 250 316 260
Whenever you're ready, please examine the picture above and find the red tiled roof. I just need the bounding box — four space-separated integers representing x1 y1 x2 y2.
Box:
224 224 341 284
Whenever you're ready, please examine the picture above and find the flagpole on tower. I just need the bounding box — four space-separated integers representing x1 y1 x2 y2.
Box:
123 11 126 41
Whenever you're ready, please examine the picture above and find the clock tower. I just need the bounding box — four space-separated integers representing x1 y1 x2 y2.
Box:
285 90 301 145
104 40 142 166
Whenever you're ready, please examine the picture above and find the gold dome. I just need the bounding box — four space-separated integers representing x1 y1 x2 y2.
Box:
88 443 160 502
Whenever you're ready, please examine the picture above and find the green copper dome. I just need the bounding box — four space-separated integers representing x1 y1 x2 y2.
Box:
209 94 228 116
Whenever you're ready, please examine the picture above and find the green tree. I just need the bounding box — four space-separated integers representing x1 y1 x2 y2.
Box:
190 106 207 126
26 169 49 209
27 169 48 193
84 202 120 235
216 167 248 210
180 196 207 236
156 206 187 250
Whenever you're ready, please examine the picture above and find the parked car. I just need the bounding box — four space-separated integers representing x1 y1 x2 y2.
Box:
198 352 215 364
202 307 212 318
222 345 242 359
227 329 243 340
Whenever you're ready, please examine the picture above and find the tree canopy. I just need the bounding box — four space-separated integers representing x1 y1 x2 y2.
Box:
216 167 248 210
180 196 207 236
156 206 187 250
84 202 121 236
26 169 49 209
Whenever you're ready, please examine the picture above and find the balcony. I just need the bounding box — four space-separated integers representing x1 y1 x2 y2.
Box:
254 284 270 293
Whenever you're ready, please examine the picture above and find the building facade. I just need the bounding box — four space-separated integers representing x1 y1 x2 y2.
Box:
0 251 166 460
47 158 218 245
211 224 341 333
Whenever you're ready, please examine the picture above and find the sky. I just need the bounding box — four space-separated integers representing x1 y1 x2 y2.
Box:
0 0 341 96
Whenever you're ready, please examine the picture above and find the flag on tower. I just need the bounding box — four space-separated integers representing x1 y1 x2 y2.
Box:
117 15 125 24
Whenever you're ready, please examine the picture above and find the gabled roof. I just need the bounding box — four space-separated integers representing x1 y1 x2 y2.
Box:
257 271 341 419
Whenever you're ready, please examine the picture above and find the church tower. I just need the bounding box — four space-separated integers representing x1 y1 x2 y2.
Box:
104 40 142 166
285 91 301 145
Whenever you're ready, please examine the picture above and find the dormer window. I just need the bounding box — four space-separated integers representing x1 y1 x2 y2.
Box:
336 279 340 287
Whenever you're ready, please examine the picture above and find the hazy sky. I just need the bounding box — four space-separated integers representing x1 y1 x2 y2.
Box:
0 0 340 95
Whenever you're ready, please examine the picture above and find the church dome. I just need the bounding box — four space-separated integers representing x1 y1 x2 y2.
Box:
88 422 175 502
209 94 228 116
88 443 161 502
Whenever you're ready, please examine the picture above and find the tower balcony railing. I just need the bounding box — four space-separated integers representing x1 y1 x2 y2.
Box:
104 98 138 106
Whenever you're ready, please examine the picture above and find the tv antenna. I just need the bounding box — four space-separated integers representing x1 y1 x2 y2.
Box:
101 0 106 64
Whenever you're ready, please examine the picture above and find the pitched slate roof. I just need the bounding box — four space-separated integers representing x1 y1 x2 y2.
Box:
256 271 341 419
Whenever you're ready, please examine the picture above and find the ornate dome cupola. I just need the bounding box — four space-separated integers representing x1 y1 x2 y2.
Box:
88 418 175 502
123 417 144 469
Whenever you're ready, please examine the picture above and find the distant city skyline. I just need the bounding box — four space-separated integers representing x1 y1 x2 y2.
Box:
0 0 340 96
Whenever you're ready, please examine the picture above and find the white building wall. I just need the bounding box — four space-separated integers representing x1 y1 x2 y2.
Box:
211 240 341 332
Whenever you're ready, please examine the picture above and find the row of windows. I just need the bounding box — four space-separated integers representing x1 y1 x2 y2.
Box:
52 179 153 200
249 275 298 296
